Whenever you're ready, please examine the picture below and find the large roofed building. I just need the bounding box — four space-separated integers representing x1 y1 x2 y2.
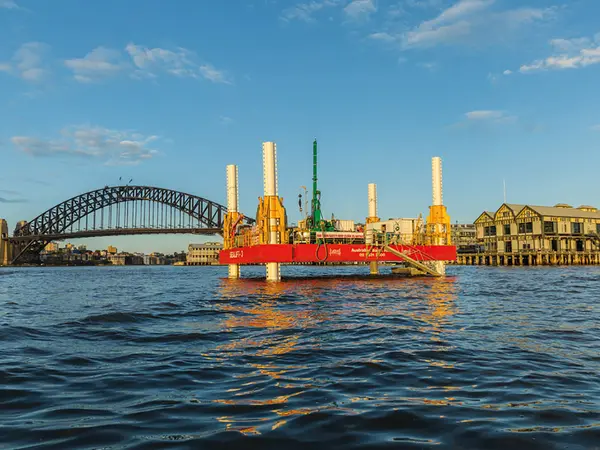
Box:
187 242 222 266
467 203 600 266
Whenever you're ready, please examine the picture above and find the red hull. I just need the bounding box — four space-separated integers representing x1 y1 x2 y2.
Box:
219 244 456 265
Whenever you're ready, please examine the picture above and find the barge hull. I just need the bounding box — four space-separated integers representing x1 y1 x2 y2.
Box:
219 244 456 265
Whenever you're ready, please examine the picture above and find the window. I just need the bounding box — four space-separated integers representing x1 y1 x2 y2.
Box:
572 222 582 234
596 223 600 234
544 221 557 234
505 241 513 253
519 222 533 233
504 224 511 236
484 226 497 236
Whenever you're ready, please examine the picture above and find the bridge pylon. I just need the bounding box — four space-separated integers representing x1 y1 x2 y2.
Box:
1 219 13 266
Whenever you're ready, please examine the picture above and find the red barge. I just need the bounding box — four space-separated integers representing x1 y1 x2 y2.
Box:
219 140 456 281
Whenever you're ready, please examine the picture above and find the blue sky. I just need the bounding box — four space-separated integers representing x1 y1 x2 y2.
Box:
1 0 599 253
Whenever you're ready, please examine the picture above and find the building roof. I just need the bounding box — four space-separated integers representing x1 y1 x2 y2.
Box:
480 203 600 222
189 242 223 249
504 204 526 215
525 205 600 219
474 211 495 223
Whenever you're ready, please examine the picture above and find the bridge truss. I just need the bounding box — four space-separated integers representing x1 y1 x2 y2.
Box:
10 185 254 264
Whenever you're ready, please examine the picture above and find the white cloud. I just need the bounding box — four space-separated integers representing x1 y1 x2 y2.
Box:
0 42 50 82
402 0 493 48
344 0 376 21
11 125 160 165
519 33 600 73
466 110 503 120
0 0 19 9
397 0 553 50
125 43 231 84
64 47 127 83
499 7 551 25
550 37 592 53
405 20 472 48
199 64 229 83
418 61 438 71
426 0 495 28
464 109 517 123
404 0 445 8
503 69 512 75
369 32 397 42
281 0 340 22
64 43 232 84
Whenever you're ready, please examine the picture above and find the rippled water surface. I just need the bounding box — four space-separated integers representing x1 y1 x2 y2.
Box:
1 265 599 449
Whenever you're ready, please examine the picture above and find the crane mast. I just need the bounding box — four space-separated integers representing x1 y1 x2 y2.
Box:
311 139 322 226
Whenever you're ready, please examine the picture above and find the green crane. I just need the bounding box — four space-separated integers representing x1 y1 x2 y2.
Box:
309 139 335 233
311 139 322 225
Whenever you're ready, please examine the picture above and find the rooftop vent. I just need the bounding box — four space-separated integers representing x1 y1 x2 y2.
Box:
554 203 573 209
577 205 597 212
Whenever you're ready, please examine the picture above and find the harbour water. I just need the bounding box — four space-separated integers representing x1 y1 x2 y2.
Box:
1 265 599 449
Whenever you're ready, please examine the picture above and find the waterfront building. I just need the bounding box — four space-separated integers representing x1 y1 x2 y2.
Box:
466 203 600 266
107 246 118 255
108 253 144 266
451 224 479 253
187 242 222 265
143 253 166 265
108 254 126 265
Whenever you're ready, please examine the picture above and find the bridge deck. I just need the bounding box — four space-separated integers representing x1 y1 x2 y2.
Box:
11 228 222 242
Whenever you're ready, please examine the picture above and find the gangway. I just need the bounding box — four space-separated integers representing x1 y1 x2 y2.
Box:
383 245 442 277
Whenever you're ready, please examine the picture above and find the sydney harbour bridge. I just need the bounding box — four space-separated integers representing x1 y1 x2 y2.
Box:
1 185 254 265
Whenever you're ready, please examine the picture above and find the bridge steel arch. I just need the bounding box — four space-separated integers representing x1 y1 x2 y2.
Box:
11 185 254 264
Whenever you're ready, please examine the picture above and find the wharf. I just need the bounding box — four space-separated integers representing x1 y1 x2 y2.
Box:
455 251 600 266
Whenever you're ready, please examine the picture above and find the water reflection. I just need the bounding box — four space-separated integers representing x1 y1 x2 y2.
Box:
210 274 461 434
210 277 335 433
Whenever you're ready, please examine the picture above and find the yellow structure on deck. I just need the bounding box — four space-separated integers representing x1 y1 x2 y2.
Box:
223 211 242 250
426 204 452 246
256 195 288 246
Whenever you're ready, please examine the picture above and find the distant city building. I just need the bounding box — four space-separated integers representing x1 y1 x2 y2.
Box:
78 245 87 252
108 253 144 266
469 203 600 266
108 254 126 265
44 242 60 253
144 253 166 265
65 243 75 251
129 255 144 265
107 246 118 254
451 224 479 253
187 242 222 265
